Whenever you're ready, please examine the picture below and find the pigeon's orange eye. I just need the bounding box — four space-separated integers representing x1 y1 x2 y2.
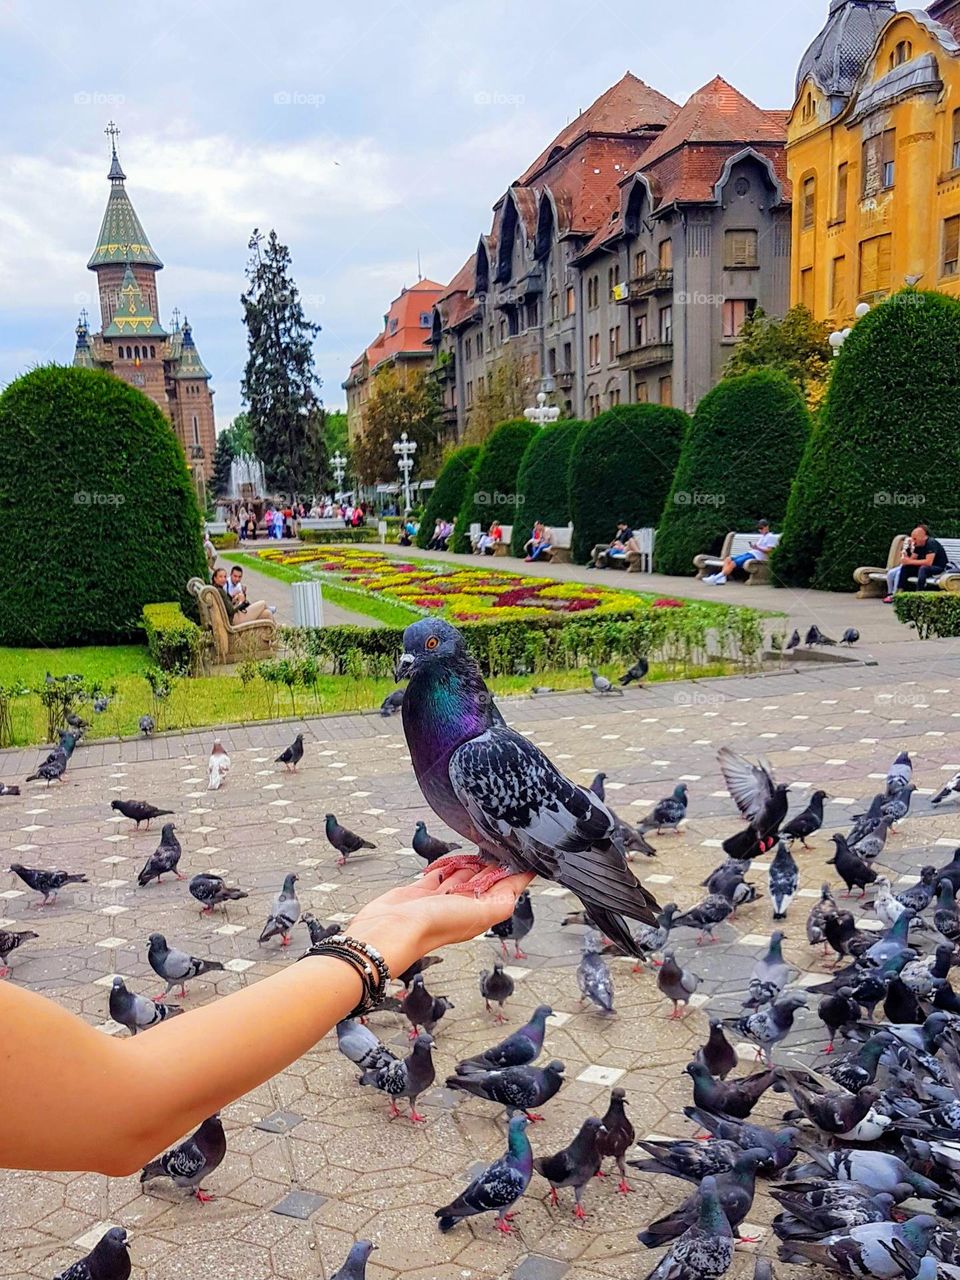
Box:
425 636 439 650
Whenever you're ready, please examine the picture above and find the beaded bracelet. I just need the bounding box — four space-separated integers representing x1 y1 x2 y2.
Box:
300 933 390 1017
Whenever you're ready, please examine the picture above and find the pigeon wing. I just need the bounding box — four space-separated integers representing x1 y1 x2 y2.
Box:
718 748 776 825
164 1137 206 1181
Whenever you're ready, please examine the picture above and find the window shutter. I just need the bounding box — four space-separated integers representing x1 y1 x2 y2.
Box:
877 236 892 290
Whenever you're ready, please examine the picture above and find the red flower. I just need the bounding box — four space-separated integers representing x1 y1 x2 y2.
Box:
653 597 684 608
560 599 598 612
414 597 445 608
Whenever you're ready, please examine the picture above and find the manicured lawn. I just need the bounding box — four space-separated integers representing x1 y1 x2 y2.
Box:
0 645 150 683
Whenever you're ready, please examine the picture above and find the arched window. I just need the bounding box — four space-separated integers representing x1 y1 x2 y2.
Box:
149 345 156 359
134 345 140 360
890 40 912 69
535 192 555 261
192 414 200 445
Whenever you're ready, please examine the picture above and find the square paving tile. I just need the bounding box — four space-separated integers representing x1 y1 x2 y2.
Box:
95 936 128 948
254 1109 304 1133
271 1190 328 1219
513 1259 570 1280
576 1064 625 1086
223 958 255 972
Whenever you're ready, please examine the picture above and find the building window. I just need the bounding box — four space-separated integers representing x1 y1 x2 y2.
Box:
607 264 621 299
465 337 472 360
476 330 484 356
953 110 960 171
831 255 847 311
565 286 576 315
587 276 599 309
862 130 895 195
609 386 621 406
722 299 756 338
800 267 814 311
487 325 494 350
547 347 557 373
889 40 912 69
633 376 648 403
943 216 960 278
859 234 893 295
835 163 848 222
549 292 559 322
724 230 758 269
658 375 673 406
658 239 673 270
608 326 621 360
562 341 572 371
802 176 816 230
192 414 200 445
634 249 647 278
499 318 507 341
588 333 600 366
801 90 815 124
635 313 648 347
659 305 673 343
388 317 398 334
526 299 539 328
466 380 474 407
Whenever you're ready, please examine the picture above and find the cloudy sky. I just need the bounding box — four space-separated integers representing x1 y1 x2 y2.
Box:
0 0 858 424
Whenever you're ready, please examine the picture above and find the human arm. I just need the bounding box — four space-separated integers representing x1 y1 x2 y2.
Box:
0 865 532 1177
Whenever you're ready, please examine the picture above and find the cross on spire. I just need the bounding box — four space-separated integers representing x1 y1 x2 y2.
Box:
105 120 120 153
170 306 181 330
78 307 89 327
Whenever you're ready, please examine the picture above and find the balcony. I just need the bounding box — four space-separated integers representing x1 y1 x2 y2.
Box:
620 268 674 303
190 444 206 460
617 340 673 371
433 356 456 385
553 369 575 390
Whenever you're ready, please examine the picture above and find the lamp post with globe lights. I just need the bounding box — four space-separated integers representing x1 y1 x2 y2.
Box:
330 450 347 498
393 431 417 513
524 390 561 427
829 301 872 356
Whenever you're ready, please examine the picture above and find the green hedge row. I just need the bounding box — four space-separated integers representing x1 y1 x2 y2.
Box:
452 419 538 552
510 420 584 556
211 532 240 549
893 591 960 639
418 445 480 548
142 603 207 674
299 527 378 544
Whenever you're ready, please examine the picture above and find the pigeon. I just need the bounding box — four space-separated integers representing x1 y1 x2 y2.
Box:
397 619 660 958
26 747 67 784
880 784 915 826
659 951 701 1017
445 1059 566 1120
638 1175 734 1280
457 1004 552 1070
936 879 960 943
860 911 917 970
590 669 622 696
140 1114 226 1202
487 889 534 959
779 1215 937 1277
823 911 873 964
683 1109 801 1173
577 930 615 1014
841 628 860 645
275 732 304 771
771 1186 898 1239
824 1035 891 1092
808 883 837 950
900 943 954 998
329 1241 376 1280
782 790 828 847
818 988 864 1053
638 1149 766 1246
588 772 607 800
769 842 799 920
379 689 405 717
933 772 960 806
109 976 181 1035
847 793 886 847
436 1113 532 1233
850 816 893 862
207 738 230 790
614 813 658 857
412 820 462 865
696 1019 739 1080
685 1062 777 1120
619 657 649 686
259 872 300 946
872 877 911 929
672 894 733 943
110 799 173 829
188 873 247 914
137 823 182 887
479 962 515 1021
703 860 755 903
0 782 20 796
936 850 960 893
828 834 878 897
402 972 453 1036
325 813 375 866
750 931 795 1000
777 1072 886 1140
335 1018 397 1072
637 783 688 835
629 1137 744 1184
0 928 37 978
139 715 155 737
783 1143 949 1201
806 624 837 647
597 1087 635 1193
886 751 912 795
53 1226 131 1280
8 864 87 906
723 993 806 1065
359 1032 436 1122
785 629 800 651
93 694 110 713
718 748 789 858
534 1116 605 1218
147 933 224 999
883 976 924 1025
896 865 939 914
394 954 443 987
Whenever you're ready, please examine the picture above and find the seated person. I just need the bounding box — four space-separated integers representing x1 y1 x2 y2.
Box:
398 515 418 547
225 565 248 606
244 517 257 541
475 521 503 555
203 533 217 573
211 567 276 621
589 521 637 568
705 519 778 584
524 521 554 562
428 519 452 551
884 525 950 602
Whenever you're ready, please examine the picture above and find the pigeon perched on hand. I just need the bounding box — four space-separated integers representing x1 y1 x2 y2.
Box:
259 872 300 946
137 823 182 887
110 799 173 829
781 790 828 847
398 619 660 957
379 689 404 717
637 783 688 835
140 1114 226 1202
479 961 515 1022
534 1116 605 1218
639 1175 734 1280
53 1226 131 1280
402 972 453 1036
329 1241 376 1280
359 1031 436 1122
189 873 247 914
487 889 534 959
458 1004 552 1070
336 1018 397 1072
412 820 461 865
658 950 701 1018
0 928 37 978
9 863 87 906
446 1059 565 1120
590 669 622 696
275 732 304 771
436 1113 532 1233
619 657 649 686
110 976 181 1035
147 932 224 999
769 841 799 920
325 813 375 866
718 748 788 858
577 930 615 1014
932 771 960 806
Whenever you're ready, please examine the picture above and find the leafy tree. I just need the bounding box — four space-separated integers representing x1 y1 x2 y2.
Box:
351 367 442 486
723 305 832 411
510 420 584 556
240 228 327 496
324 410 349 458
774 290 960 591
221 412 254 456
417 445 481 547
211 431 236 497
452 419 539 552
463 352 537 445
655 372 810 575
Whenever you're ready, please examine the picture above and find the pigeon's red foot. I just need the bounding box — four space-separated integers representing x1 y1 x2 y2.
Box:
429 852 489 881
454 865 513 897
573 1203 586 1220
594 1169 608 1178
548 1187 559 1206
737 1235 760 1245
513 947 527 960
194 1188 215 1204
388 1100 402 1120
495 1013 508 1025
153 993 167 1002
175 872 185 881
408 1109 427 1124
823 1043 835 1054
0 966 9 979
525 1111 545 1123
281 935 291 947
494 1216 515 1234
616 1179 632 1194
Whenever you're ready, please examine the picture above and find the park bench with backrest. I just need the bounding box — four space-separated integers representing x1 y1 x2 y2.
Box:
853 534 960 598
693 531 781 584
186 577 279 665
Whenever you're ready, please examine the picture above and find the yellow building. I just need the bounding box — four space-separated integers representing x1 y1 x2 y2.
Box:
788 0 960 325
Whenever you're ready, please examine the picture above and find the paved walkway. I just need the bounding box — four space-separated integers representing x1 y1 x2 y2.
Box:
2 654 960 1278
219 553 377 629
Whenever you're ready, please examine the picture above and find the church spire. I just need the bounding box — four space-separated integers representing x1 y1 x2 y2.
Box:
73 310 94 368
87 123 163 270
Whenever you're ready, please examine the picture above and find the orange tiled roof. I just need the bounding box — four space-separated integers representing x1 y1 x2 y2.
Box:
365 278 444 368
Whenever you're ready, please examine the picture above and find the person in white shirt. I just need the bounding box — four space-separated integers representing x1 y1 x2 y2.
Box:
705 519 778 585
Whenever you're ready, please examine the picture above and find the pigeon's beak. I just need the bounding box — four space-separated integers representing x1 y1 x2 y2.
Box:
395 652 415 682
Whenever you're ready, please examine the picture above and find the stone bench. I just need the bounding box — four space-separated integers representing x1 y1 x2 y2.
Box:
694 531 780 584
853 534 960 598
186 577 279 665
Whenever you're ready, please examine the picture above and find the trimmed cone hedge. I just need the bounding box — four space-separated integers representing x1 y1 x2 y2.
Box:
654 371 810 576
509 419 584 556
452 419 538 552
569 405 688 563
0 365 207 645
775 290 960 592
417 445 480 548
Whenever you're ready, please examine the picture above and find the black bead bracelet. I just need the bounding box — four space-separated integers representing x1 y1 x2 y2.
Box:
300 933 390 1017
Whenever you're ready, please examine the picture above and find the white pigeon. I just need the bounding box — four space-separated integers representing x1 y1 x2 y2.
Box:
873 876 907 929
208 739 231 790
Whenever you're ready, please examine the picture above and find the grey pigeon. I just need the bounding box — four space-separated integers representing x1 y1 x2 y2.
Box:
302 912 339 947
412 820 462 864
110 799 173 829
860 911 917 969
402 972 453 1037
330 1241 376 1280
778 1072 886 1140
847 793 886 847
750 931 795 1000
325 813 376 865
534 1116 605 1218
630 1137 744 1184
849 816 893 862
723 993 806 1065
639 1174 734 1280
436 1113 532 1233
684 1061 777 1120
577 929 614 1013
479 961 515 1021
110 976 181 1035
188 873 247 913
445 1059 565 1120
0 927 37 978
880 783 915 826
140 1114 226 1201
779 1214 937 1277
619 657 649 686
394 954 443 988
612 812 658 857
26 746 68 784
718 747 789 859
769 841 799 920
258 872 300 946
900 942 953 998
397 619 660 958
139 714 155 736
588 771 606 800
895 865 938 913
771 1186 898 1239
828 833 877 897
784 1143 956 1202
53 1226 131 1280
637 783 688 834
380 688 405 716
487 888 534 958
275 732 304 771
590 669 622 695
886 750 912 795
696 1019 739 1080
659 950 701 1017
785 629 800 651
147 932 224 999
672 894 733 943
137 823 182 887
8 863 87 906
597 1087 635 1192
457 1004 552 1070
0 782 20 796
841 628 860 645
782 790 828 847
335 1018 397 1072
807 883 837 950
638 1148 766 1246
683 1108 800 1171
933 771 960 806
359 1031 436 1122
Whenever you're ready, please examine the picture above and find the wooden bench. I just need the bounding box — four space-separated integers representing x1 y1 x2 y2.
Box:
594 526 656 573
693 531 780 584
300 518 353 533
186 577 279 665
854 534 960 597
492 524 514 556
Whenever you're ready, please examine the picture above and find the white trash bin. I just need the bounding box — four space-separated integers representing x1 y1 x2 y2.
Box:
291 580 324 628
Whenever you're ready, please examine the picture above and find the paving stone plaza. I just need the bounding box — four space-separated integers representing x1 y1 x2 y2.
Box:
2 650 959 1279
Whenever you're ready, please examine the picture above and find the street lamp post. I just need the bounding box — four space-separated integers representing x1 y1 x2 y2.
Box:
829 301 871 355
524 390 561 427
331 450 347 497
393 431 417 512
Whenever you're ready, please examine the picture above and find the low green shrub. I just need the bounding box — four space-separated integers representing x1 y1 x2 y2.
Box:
142 603 207 674
211 532 239 549
299 527 378 544
893 591 960 639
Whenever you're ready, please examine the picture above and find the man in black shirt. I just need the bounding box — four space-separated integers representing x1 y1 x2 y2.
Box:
887 524 949 599
589 521 638 569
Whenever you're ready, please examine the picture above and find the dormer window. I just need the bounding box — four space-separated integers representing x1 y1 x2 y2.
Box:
801 91 816 124
889 40 912 70
389 317 398 335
